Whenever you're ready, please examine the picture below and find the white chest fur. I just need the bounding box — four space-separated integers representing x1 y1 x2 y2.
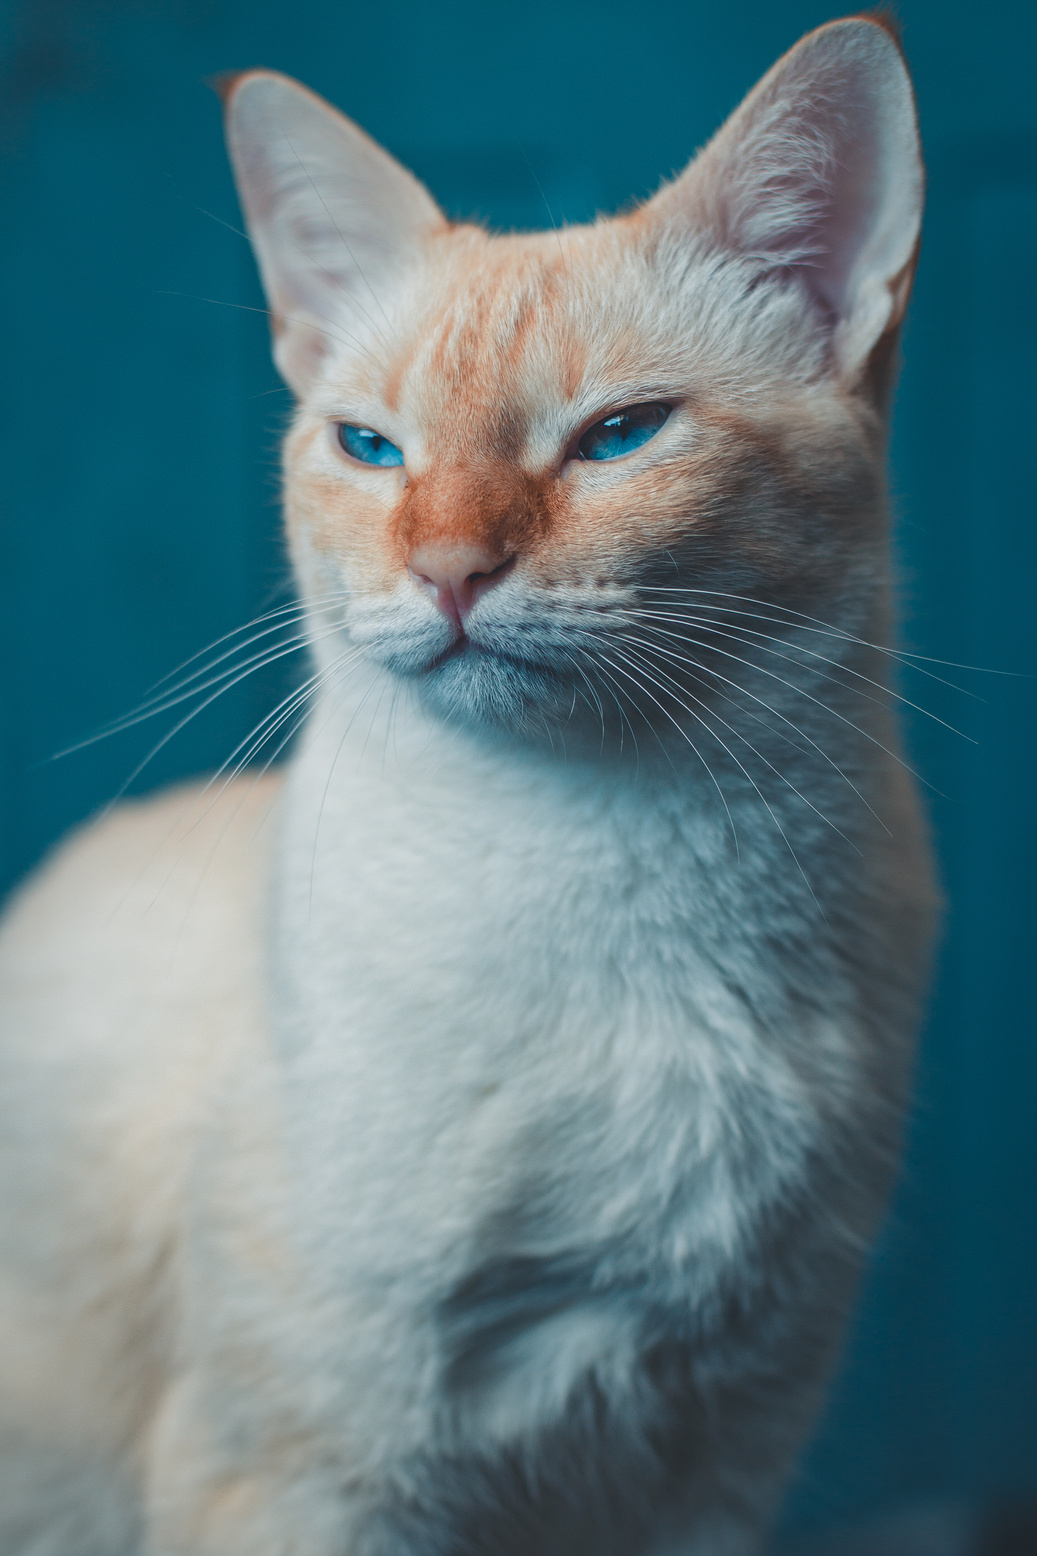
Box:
269 685 858 1329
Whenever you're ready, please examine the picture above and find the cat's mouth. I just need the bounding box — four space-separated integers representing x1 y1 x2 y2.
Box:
422 617 540 673
427 634 473 671
346 588 615 732
424 630 549 678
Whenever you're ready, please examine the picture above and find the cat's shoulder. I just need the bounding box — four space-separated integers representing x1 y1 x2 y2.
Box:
0 773 283 1025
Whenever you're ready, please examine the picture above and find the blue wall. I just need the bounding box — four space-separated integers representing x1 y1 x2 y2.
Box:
2 0 1035 1533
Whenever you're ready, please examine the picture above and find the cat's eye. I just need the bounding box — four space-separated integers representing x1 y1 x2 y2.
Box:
576 402 671 462
336 423 404 467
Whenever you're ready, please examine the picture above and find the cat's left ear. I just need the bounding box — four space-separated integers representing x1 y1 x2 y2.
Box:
646 16 923 384
222 71 446 394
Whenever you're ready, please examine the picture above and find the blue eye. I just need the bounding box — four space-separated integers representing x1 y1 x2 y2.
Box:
577 402 671 462
337 423 404 467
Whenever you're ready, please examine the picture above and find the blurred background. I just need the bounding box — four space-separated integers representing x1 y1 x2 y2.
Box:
1 0 1035 1548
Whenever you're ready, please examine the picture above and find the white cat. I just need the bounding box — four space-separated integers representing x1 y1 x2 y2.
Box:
0 16 936 1554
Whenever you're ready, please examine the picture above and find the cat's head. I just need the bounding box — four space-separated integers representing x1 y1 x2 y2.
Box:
224 18 922 740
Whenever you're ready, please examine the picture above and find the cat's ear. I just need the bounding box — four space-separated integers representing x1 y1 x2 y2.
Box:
222 71 446 394
647 17 923 383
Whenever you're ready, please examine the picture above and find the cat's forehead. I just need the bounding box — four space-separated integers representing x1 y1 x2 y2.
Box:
429 242 576 384
324 220 668 456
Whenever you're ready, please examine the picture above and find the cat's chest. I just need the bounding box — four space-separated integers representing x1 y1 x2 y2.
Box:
276 717 757 1044
265 716 839 1275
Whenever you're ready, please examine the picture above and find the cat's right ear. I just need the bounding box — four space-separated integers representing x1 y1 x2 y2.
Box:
222 72 446 394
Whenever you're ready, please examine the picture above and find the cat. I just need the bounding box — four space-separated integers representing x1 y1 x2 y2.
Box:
0 15 937 1555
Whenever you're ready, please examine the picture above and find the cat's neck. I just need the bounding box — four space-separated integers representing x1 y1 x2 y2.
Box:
287 643 891 846
292 666 717 822
276 668 860 938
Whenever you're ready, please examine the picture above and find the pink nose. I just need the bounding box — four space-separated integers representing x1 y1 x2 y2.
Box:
408 543 514 628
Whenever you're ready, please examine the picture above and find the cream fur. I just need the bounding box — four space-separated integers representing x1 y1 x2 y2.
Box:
0 18 935 1555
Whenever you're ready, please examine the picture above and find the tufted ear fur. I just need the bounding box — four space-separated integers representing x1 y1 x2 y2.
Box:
223 71 446 394
647 17 923 384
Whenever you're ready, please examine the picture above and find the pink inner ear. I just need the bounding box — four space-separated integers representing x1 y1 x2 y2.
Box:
789 95 885 321
225 70 446 396
718 64 888 318
653 20 922 358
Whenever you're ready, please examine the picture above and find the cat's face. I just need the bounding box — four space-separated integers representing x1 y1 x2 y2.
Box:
283 224 871 732
227 18 922 736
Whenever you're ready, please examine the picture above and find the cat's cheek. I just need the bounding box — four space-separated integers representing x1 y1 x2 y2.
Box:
283 466 397 595
543 459 705 582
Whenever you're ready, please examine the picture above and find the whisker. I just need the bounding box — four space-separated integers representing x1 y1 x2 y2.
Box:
145 593 346 697
589 651 675 768
607 641 822 908
168 185 253 246
639 587 1004 688
523 152 575 304
608 639 855 862
381 681 403 779
180 647 362 838
309 666 384 908
144 665 355 938
95 630 318 738
357 673 392 772
587 645 742 856
622 617 946 792
205 650 353 788
119 656 352 926
633 632 881 823
612 622 891 830
50 594 353 761
583 654 641 765
561 650 608 756
169 174 399 373
51 630 319 758
156 290 385 375
92 623 347 811
629 604 977 730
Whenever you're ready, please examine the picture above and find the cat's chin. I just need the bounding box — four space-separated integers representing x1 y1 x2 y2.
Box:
409 644 574 737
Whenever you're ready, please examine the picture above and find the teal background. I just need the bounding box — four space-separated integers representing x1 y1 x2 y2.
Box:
1 0 1035 1535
